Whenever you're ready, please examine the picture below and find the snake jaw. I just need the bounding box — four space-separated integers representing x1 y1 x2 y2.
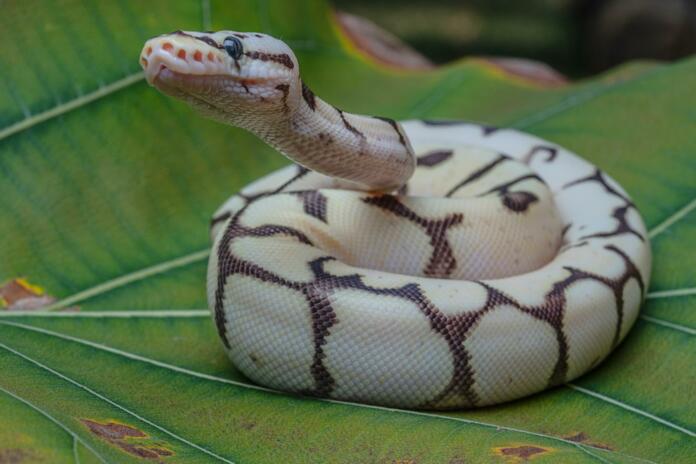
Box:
140 36 229 85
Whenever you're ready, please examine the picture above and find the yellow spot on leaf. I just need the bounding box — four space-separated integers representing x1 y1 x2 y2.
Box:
0 278 54 310
16 278 45 295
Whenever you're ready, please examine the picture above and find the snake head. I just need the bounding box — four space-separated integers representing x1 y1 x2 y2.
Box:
140 30 299 125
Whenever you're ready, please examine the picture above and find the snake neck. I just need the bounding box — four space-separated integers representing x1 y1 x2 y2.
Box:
140 31 414 190
247 81 416 192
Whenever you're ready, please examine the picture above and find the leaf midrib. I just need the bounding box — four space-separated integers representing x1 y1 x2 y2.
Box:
0 72 145 143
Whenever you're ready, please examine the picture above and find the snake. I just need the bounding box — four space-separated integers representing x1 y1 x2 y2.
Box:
140 30 651 409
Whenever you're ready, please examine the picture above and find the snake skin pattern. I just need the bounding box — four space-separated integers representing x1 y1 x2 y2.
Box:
141 31 652 409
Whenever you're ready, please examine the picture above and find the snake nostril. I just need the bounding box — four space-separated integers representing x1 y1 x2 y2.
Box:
146 46 152 56
140 57 148 67
162 42 173 52
207 52 215 61
193 50 203 62
177 49 187 60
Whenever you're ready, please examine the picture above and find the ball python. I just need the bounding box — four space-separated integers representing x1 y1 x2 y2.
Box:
140 30 651 409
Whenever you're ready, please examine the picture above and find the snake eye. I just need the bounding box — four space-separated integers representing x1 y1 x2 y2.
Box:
223 36 243 60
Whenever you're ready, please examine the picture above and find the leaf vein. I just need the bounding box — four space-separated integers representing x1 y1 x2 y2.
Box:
566 383 695 437
639 315 695 335
647 287 696 299
0 340 236 463
43 249 210 311
0 385 108 464
0 72 144 143
648 197 696 239
0 309 210 318
0 320 658 463
510 65 667 129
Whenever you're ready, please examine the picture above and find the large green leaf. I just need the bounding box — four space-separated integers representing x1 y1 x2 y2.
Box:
1 1 694 462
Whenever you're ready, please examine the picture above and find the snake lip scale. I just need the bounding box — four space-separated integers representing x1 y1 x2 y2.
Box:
141 30 652 409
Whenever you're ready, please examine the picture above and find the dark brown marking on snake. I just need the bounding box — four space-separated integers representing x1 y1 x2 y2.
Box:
362 195 463 278
210 211 232 229
480 125 500 136
280 165 311 190
244 51 295 69
564 169 644 242
293 190 328 223
481 173 545 213
212 166 312 344
604 245 645 346
421 120 463 126
301 257 484 403
559 223 586 251
317 132 334 145
301 81 316 111
275 84 290 113
562 223 572 239
199 36 223 48
502 191 539 213
421 120 499 136
581 205 645 242
522 145 558 164
234 165 311 206
213 220 309 347
254 33 264 38
374 116 408 147
335 107 366 139
560 240 589 252
417 150 453 167
445 154 510 197
173 30 223 49
421 287 509 408
476 244 644 388
564 169 633 205
304 287 336 396
233 33 248 39
473 280 562 387
244 224 313 245
303 258 341 396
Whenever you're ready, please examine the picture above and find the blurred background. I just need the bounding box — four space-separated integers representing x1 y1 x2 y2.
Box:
333 0 696 78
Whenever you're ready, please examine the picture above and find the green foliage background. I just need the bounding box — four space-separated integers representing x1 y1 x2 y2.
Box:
0 1 694 462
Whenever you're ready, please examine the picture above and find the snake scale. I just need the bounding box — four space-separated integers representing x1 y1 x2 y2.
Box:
140 30 651 409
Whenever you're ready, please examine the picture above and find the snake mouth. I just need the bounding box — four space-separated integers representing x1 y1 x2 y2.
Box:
147 67 231 109
141 45 271 96
148 66 272 104
149 65 224 88
141 40 232 85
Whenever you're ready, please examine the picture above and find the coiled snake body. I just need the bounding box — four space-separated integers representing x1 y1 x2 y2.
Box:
141 31 651 409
